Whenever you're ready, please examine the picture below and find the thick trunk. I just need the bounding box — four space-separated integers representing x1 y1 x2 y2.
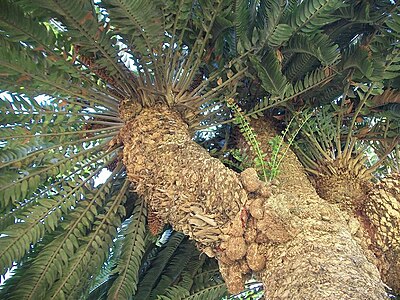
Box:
121 107 387 299
250 119 400 295
315 170 400 293
366 174 400 292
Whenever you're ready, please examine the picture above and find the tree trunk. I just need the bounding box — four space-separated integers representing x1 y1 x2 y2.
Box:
314 169 400 293
364 174 400 293
250 119 400 295
120 107 388 299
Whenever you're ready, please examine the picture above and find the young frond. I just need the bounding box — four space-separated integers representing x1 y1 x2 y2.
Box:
284 33 340 66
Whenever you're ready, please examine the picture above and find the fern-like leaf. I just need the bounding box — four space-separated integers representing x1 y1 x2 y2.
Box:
100 0 164 58
286 0 346 35
284 33 340 65
249 52 292 97
107 196 147 300
47 178 128 299
133 232 185 299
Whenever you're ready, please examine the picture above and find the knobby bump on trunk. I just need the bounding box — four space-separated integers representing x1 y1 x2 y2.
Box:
120 106 389 299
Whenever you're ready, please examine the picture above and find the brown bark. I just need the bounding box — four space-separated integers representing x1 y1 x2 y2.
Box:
250 119 400 295
120 107 388 299
315 169 400 293
366 174 400 292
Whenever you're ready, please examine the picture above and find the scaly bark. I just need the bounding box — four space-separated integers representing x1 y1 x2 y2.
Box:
249 119 400 294
315 170 400 294
120 107 387 299
366 174 400 292
242 119 388 298
315 168 400 293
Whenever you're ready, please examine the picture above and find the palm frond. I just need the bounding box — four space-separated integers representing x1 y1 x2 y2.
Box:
46 177 129 299
107 196 147 299
0 0 64 58
133 232 185 299
286 0 346 36
17 0 135 95
234 0 259 48
283 33 340 66
257 0 290 48
249 52 292 97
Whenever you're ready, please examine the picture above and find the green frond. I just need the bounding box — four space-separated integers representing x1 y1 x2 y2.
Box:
234 0 257 47
283 53 315 81
256 0 345 49
187 269 226 300
268 114 312 180
100 0 164 59
286 0 346 36
0 159 126 298
164 253 209 296
226 98 268 181
0 146 116 234
304 81 343 106
149 241 198 298
155 253 226 300
341 42 373 79
0 141 111 212
248 66 336 117
0 0 58 54
0 89 122 218
133 232 185 299
285 66 336 100
47 177 128 299
173 0 228 95
157 286 191 300
335 1 390 25
249 52 292 97
80 218 132 300
184 283 227 300
282 0 298 18
369 10 400 81
162 0 194 81
0 1 399 298
17 0 134 94
370 109 400 140
0 39 117 108
257 0 290 48
163 0 193 34
266 24 294 48
0 0 96 93
88 226 125 294
283 33 340 66
107 196 147 300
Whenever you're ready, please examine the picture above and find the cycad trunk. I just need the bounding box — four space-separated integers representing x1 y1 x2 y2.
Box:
316 168 400 293
366 174 400 292
121 107 387 299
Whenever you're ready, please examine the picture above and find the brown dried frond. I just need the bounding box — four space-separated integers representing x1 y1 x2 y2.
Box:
79 54 116 86
147 208 164 236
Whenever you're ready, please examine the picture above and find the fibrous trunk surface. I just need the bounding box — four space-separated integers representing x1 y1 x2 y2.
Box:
366 174 400 292
121 107 387 299
315 169 400 293
251 118 400 294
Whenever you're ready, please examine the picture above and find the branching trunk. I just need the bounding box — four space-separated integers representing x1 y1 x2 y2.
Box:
314 172 400 294
250 119 400 295
121 107 387 299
